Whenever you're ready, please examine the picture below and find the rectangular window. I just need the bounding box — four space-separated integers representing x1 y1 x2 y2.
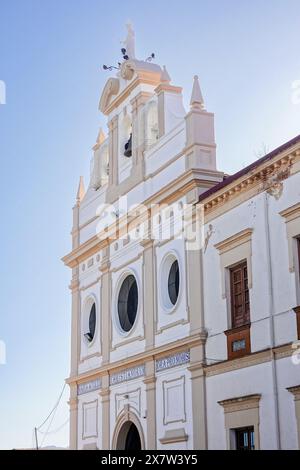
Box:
235 426 255 450
230 261 250 328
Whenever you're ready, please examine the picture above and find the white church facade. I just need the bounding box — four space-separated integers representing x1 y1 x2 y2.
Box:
63 26 300 450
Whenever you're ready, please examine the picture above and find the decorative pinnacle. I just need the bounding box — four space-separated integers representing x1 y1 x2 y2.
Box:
93 127 106 151
161 65 171 83
76 176 85 204
190 75 205 110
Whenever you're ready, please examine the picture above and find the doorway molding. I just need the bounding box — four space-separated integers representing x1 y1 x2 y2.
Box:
112 406 145 450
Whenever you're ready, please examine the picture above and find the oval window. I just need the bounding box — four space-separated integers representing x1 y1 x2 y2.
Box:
168 260 180 305
84 303 96 342
118 275 138 332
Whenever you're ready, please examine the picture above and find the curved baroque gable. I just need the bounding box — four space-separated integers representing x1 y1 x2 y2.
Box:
99 77 120 114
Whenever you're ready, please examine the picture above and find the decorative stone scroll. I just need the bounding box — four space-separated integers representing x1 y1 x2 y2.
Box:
110 365 145 386
77 378 101 396
156 351 190 372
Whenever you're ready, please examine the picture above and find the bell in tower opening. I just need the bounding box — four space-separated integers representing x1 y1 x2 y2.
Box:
124 133 132 158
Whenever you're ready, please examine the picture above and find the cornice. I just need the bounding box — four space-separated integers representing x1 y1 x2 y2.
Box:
154 83 182 95
201 148 299 220
62 236 108 269
205 343 294 377
62 169 220 268
104 73 160 115
159 429 188 445
63 142 299 268
287 385 300 400
218 394 261 413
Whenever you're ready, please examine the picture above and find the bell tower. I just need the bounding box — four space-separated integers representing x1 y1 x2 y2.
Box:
64 25 224 451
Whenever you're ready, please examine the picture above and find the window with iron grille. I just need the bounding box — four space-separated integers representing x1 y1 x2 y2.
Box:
230 261 250 328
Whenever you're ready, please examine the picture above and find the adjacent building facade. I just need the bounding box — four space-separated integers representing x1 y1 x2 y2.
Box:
63 27 300 450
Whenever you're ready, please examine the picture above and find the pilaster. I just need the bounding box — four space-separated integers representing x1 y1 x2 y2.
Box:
141 238 156 350
188 346 207 450
155 83 183 138
143 359 157 449
69 270 80 377
68 383 79 450
130 91 152 174
100 373 111 450
186 244 204 336
100 247 111 365
108 115 119 186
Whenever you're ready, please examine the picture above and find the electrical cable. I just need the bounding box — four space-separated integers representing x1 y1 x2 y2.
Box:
39 389 66 448
37 418 69 436
37 383 66 431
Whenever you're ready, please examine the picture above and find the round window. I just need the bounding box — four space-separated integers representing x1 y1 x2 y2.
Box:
168 260 180 305
84 303 96 342
118 275 138 332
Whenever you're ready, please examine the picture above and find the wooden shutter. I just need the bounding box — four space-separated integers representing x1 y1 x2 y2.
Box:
298 238 300 280
230 261 250 328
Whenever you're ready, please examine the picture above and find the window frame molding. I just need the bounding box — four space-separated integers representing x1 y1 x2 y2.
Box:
287 385 300 449
280 202 300 304
215 228 253 328
113 269 140 338
82 294 99 349
229 260 250 328
218 394 261 450
158 250 183 315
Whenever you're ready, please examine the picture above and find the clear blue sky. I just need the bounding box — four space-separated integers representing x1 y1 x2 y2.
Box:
0 0 299 449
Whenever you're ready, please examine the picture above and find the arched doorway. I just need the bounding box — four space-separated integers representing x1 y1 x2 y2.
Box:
116 421 142 450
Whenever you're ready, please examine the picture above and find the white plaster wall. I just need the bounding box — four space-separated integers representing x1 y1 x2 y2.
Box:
77 390 102 449
78 151 187 247
266 173 300 346
78 259 102 375
144 122 185 176
155 238 190 348
276 356 300 450
163 92 186 135
110 249 145 363
206 362 278 449
204 188 300 360
79 185 108 244
156 366 193 450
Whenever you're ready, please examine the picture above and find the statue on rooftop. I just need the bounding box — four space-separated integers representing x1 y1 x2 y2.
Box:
122 23 136 60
